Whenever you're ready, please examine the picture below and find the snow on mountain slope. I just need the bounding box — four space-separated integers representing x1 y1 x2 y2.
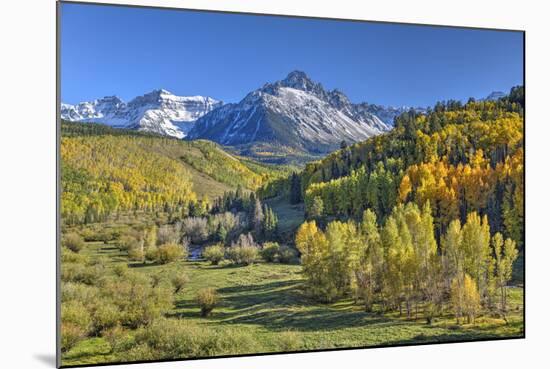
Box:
61 89 222 138
60 96 128 126
61 72 428 148
188 71 393 153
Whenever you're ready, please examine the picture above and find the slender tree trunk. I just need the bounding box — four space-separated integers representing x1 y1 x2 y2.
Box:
501 286 509 323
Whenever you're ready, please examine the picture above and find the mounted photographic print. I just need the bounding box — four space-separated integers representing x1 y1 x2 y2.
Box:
57 1 525 367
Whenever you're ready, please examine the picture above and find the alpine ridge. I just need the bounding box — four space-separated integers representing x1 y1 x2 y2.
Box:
187 71 400 155
61 89 222 138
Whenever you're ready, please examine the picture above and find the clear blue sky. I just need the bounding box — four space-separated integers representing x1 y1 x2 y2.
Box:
60 2 524 107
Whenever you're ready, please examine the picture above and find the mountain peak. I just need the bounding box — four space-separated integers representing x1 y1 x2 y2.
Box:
98 95 124 104
279 70 320 92
130 89 178 105
328 89 351 110
284 70 310 81
188 71 392 153
148 88 174 97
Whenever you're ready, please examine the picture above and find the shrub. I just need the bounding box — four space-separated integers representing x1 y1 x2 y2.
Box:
261 242 280 262
63 233 85 253
277 330 303 351
87 256 108 268
196 288 219 317
278 246 298 264
101 229 119 243
61 300 92 336
117 235 140 252
61 322 86 353
202 244 225 265
232 232 257 248
103 273 173 328
212 328 260 355
61 263 104 285
171 273 189 294
226 246 259 266
157 242 186 264
123 343 156 362
150 273 165 288
112 264 129 277
260 243 297 264
157 225 180 245
91 302 121 335
79 228 96 242
102 325 133 354
61 282 100 305
81 228 118 243
227 233 259 265
61 247 87 264
127 247 144 262
145 247 159 263
182 217 209 243
130 318 258 360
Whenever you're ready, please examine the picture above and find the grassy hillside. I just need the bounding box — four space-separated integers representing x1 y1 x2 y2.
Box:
227 142 323 166
264 196 305 242
61 121 291 223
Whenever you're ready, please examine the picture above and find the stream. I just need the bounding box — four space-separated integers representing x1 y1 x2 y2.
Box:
188 244 204 261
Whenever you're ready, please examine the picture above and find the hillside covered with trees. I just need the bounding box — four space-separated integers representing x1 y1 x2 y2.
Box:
59 88 524 365
61 121 291 225
265 88 524 247
269 86 524 321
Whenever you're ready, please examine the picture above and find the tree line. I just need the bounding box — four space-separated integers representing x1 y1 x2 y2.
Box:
210 187 279 243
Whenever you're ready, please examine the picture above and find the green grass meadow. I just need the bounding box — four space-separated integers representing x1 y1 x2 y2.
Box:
62 239 524 366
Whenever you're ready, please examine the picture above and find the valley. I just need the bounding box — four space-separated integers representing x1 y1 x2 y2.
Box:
61 234 523 366
60 81 525 366
55 3 527 366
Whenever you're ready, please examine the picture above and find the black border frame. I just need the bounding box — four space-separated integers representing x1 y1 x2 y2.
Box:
56 1 526 368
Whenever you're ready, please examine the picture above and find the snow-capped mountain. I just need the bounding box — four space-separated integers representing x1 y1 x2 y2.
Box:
187 71 394 153
61 96 127 125
61 90 222 138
